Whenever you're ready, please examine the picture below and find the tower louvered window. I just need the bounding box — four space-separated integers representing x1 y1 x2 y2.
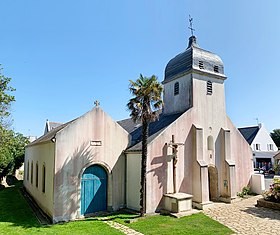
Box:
214 65 219 73
207 81 212 95
174 82 179 95
199 61 204 69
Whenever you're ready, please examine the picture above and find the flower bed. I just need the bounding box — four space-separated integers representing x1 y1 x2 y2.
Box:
258 178 280 210
263 178 280 203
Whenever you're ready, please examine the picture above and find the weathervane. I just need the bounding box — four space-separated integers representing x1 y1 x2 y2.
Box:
188 15 195 36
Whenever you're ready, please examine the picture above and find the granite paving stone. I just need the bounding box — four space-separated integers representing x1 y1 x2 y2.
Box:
204 195 280 235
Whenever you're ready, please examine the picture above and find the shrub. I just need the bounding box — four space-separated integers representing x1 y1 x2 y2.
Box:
237 186 251 197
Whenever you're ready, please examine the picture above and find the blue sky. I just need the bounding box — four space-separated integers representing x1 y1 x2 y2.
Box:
1 0 280 138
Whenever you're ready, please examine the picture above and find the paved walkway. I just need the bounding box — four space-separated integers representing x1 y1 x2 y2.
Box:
204 195 280 235
103 220 143 235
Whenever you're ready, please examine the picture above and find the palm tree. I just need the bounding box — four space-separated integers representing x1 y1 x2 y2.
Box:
127 74 163 217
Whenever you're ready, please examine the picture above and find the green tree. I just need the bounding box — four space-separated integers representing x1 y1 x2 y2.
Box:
0 65 27 182
0 126 29 181
270 129 280 149
0 65 15 127
0 126 14 181
127 74 163 216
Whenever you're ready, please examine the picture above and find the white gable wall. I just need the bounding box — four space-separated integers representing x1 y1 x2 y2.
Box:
251 124 277 152
52 107 130 222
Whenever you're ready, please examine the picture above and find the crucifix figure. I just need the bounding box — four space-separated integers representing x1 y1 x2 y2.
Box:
188 14 195 36
168 135 184 193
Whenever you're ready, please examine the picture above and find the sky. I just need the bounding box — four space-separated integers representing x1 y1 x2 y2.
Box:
0 0 280 138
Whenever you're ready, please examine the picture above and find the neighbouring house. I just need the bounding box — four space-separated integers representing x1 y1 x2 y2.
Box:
44 120 63 134
238 124 278 169
24 35 253 223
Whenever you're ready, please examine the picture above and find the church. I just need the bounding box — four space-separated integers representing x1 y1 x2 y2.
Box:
24 35 253 223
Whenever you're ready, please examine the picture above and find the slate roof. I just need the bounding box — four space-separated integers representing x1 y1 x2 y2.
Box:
118 112 184 151
164 36 225 83
27 109 183 151
238 126 260 145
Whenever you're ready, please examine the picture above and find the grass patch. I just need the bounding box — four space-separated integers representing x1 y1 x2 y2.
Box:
113 213 233 235
0 181 121 234
0 181 233 234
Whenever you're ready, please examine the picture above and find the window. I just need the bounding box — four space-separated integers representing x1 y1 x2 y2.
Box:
174 82 179 95
268 144 274 151
199 61 204 69
255 144 261 151
31 162 33 184
214 65 219 73
42 164 46 193
207 136 214 150
35 163 39 188
27 161 29 181
207 81 212 95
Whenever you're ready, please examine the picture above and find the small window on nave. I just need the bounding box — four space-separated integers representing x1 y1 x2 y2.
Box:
35 162 39 188
42 164 46 193
31 162 33 184
174 82 179 95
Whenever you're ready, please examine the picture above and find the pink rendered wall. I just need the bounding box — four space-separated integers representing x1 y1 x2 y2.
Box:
146 109 195 213
227 117 254 191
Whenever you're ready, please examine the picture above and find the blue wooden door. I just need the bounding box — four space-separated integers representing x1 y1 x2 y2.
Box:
81 165 107 215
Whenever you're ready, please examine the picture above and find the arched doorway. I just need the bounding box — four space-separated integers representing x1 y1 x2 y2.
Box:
208 165 218 201
81 165 107 215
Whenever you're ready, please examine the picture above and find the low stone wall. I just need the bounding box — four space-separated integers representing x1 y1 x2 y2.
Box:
257 198 280 210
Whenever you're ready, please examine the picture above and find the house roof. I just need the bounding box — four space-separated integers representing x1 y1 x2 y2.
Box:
44 120 63 134
27 119 76 147
118 112 184 152
238 126 260 145
164 36 225 83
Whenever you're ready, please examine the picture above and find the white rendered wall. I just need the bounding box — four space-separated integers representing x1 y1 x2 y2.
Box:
126 153 141 211
24 142 55 218
250 174 265 194
163 74 192 114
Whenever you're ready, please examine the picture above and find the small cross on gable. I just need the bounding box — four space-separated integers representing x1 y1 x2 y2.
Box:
94 100 100 107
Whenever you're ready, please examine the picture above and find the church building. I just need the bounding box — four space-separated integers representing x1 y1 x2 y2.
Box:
24 35 253 223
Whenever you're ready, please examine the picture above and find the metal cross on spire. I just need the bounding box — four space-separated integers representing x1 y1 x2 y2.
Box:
188 15 195 36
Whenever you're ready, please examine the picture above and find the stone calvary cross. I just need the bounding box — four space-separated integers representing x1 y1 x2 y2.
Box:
168 135 184 193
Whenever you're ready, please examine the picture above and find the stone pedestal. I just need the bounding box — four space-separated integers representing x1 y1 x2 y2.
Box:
163 193 193 213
